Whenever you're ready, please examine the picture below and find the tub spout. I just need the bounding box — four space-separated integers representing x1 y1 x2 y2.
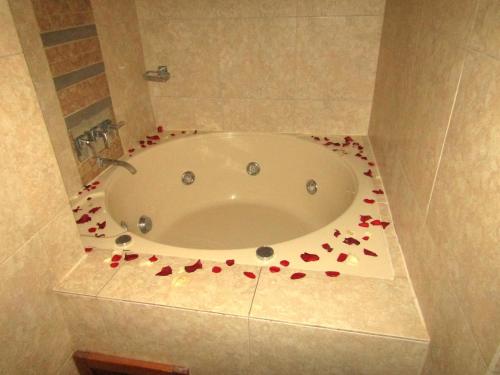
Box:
97 157 137 174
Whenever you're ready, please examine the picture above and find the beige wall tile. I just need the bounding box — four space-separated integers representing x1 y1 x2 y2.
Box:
0 54 68 262
219 17 296 99
0 235 73 374
296 16 383 101
99 299 250 374
92 0 156 149
426 52 500 364
249 319 427 375
297 0 385 16
470 0 500 59
39 206 84 283
141 18 220 98
152 96 223 130
136 0 219 20
216 0 296 18
251 269 427 340
0 0 22 56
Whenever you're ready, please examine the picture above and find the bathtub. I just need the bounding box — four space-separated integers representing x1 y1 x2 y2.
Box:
72 131 394 279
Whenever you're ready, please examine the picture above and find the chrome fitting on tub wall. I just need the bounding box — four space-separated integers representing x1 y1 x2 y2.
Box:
143 65 170 82
74 120 123 161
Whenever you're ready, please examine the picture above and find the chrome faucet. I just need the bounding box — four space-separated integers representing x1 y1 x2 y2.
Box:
97 157 137 174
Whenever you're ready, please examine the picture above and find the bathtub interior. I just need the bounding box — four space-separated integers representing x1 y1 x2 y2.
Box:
105 133 358 250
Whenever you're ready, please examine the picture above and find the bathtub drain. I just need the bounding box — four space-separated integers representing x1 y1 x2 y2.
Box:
256 246 274 260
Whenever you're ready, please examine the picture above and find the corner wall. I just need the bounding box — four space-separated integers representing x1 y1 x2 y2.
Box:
0 0 84 372
369 0 500 373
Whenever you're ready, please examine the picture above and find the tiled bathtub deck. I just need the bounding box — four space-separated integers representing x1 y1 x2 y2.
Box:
56 206 429 375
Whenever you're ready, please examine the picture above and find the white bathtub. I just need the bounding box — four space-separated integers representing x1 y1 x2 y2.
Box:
72 131 394 279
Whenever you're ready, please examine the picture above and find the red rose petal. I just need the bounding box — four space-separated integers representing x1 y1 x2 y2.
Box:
110 262 119 268
226 259 235 266
362 236 370 241
86 197 92 201
76 214 91 224
343 237 360 246
321 243 333 252
333 229 341 237
170 133 176 136
124 253 139 261
300 252 320 262
364 249 378 257
149 255 158 262
111 254 122 262
185 259 202 273
156 265 172 276
72 206 81 213
147 135 160 141
128 148 135 153
244 271 256 279
371 219 390 229
358 222 369 228
363 199 375 204
269 266 280 273
280 260 290 267
97 221 106 229
157 126 164 133
368 162 375 166
291 272 306 280
325 271 340 277
84 247 93 253
360 215 372 222
337 253 348 262
372 189 384 194
212 266 222 273
363 169 373 177
88 207 101 214
88 227 97 233
139 140 145 144
92 181 100 186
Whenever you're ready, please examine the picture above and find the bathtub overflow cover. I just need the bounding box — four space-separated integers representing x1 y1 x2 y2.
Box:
247 162 261 176
306 179 318 195
256 246 274 260
181 171 195 185
138 215 153 234
115 234 132 247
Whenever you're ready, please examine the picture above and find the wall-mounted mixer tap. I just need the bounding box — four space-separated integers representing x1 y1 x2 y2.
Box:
143 65 170 82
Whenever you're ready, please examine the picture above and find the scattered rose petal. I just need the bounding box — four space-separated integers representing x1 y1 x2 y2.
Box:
124 253 139 261
372 189 384 194
156 265 172 276
84 247 93 253
128 148 135 153
269 266 280 273
110 262 119 268
313 136 320 141
358 222 369 228
291 272 306 280
343 237 360 246
76 214 91 224
333 229 341 237
321 243 333 252
362 236 370 241
88 207 101 214
147 135 160 141
300 252 320 262
368 162 375 166
170 133 176 136
157 126 164 133
139 140 145 144
88 227 97 233
226 259 235 266
360 215 372 222
364 249 378 257
364 169 373 177
363 199 375 204
280 260 289 267
371 219 390 229
149 255 158 262
212 266 222 273
337 253 348 262
72 206 81 213
325 271 340 277
111 254 122 262
185 259 202 273
86 197 92 201
244 271 256 279
97 221 106 229
92 181 100 186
